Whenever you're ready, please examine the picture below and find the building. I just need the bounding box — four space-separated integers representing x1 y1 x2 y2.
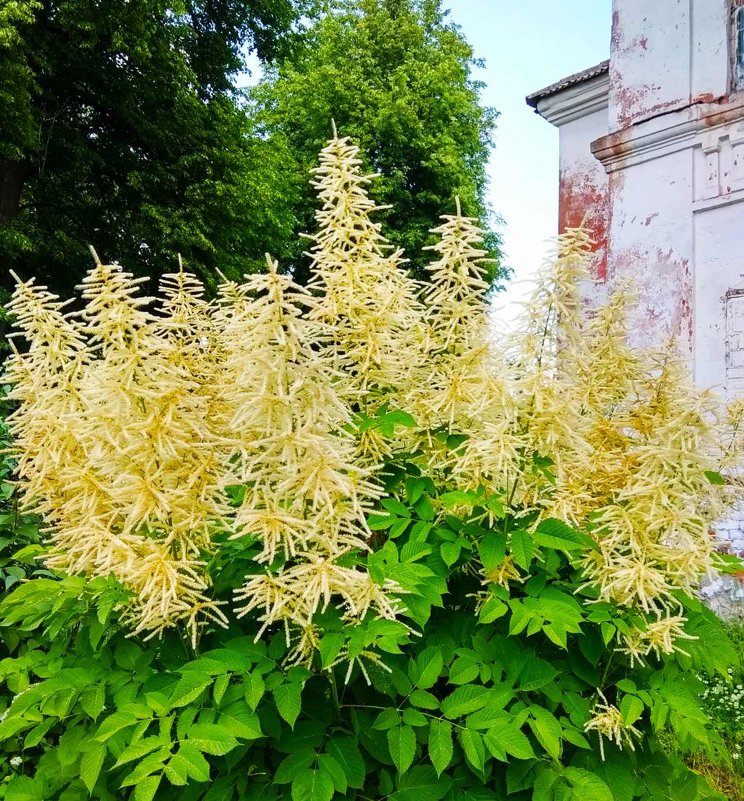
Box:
526 0 744 611
527 0 744 390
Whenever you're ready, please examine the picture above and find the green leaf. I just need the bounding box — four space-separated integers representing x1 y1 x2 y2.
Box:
478 596 508 624
275 748 316 784
5 776 44 801
80 684 106 720
173 743 211 783
410 689 439 710
113 737 165 768
483 720 535 761
381 498 411 517
619 695 644 727
58 727 87 766
534 519 598 552
188 723 239 755
428 719 453 776
244 672 265 710
94 711 139 741
318 754 347 793
135 774 161 801
318 633 345 669
704 470 726 485
415 647 444 689
564 768 614 801
440 541 461 566
392 766 451 801
291 770 335 801
529 707 562 760
170 672 212 708
441 685 488 719
458 727 486 772
327 737 366 789
478 533 506 570
449 657 480 686
388 725 417 774
80 744 106 793
510 530 534 569
219 709 262 740
274 681 303 727
213 674 230 706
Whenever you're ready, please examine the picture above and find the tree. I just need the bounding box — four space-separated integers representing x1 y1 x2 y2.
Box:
0 0 312 295
248 0 503 285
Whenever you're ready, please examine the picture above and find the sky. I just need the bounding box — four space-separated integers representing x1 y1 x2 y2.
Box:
440 1 612 323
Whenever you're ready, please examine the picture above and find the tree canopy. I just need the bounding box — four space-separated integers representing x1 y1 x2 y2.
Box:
0 0 311 294
249 0 503 285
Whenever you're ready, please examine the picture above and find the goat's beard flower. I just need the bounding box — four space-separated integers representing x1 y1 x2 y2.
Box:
584 692 642 761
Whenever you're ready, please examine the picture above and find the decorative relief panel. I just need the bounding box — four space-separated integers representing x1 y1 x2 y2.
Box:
726 288 744 395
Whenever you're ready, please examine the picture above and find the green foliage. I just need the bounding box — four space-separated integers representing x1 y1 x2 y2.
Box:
0 403 736 800
248 0 503 284
0 0 312 293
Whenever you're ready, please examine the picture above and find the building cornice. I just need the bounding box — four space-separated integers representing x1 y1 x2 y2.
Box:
532 73 610 127
591 94 744 172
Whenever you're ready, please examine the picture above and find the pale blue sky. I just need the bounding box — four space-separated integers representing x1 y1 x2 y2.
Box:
441 1 612 320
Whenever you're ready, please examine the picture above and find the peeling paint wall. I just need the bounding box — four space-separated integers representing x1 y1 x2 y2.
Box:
533 0 744 609
558 109 610 281
609 0 692 130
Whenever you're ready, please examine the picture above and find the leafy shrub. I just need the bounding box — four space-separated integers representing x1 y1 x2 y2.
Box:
0 132 743 801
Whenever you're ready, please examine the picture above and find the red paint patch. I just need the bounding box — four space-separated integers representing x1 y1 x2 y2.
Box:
559 166 609 281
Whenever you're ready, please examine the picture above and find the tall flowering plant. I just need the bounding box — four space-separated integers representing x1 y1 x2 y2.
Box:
0 132 742 801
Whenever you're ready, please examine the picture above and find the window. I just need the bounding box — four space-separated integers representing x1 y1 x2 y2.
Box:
733 2 744 90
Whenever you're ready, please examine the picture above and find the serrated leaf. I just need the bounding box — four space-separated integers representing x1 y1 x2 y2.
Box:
80 744 106 793
483 720 535 761
134 774 161 801
174 743 211 782
478 533 506 570
291 770 334 801
244 672 265 710
564 768 614 801
213 674 229 706
619 695 644 727
415 647 443 689
114 736 164 768
5 775 44 801
170 672 212 708
219 709 262 740
441 685 487 719
188 723 238 755
529 708 562 760
273 682 302 727
318 633 345 669
510 530 534 569
478 596 508 624
94 711 139 742
428 719 453 776
327 737 365 789
458 727 486 772
534 519 598 552
440 542 461 567
275 748 316 784
392 766 450 801
388 725 416 774
318 753 347 793
80 684 106 720
410 689 439 710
